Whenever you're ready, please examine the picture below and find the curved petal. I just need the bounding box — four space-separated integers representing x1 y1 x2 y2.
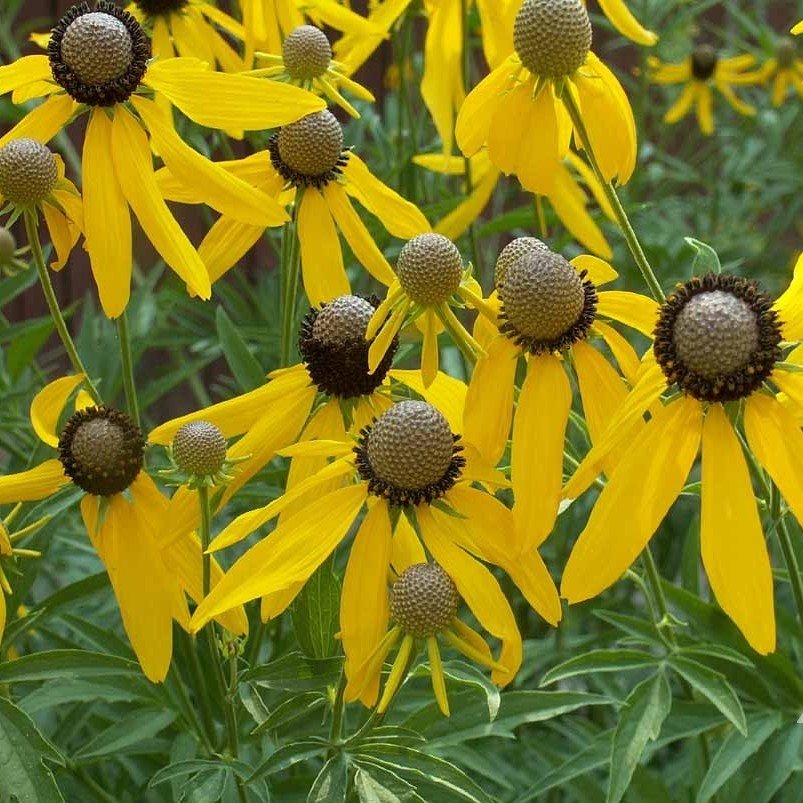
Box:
561 397 702 603
0 460 69 504
597 290 659 336
775 253 803 340
550 169 612 259
0 93 76 149
701 405 775 654
0 55 52 96
696 83 715 135
342 500 392 706
597 0 657 45
198 215 265 284
390 513 427 573
512 355 572 552
570 254 618 286
30 374 85 448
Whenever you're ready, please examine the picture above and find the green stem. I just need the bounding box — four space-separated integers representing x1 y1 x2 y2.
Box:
178 631 217 749
198 485 212 598
116 313 141 429
24 210 101 404
560 89 665 303
771 484 803 632
280 190 303 367
327 671 347 756
640 547 677 648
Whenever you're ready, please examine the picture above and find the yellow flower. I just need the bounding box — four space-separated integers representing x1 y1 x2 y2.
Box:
561 262 803 655
365 233 494 387
0 374 248 681
745 37 803 107
793 20 803 35
0 1 324 317
188 396 562 712
413 149 616 258
583 0 657 46
648 45 757 136
156 108 429 304
463 238 655 555
0 139 83 270
247 24 375 117
456 0 637 197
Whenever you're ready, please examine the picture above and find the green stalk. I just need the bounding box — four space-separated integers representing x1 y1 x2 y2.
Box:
24 210 101 403
771 483 803 631
327 671 347 756
280 189 303 366
116 313 141 429
560 89 665 303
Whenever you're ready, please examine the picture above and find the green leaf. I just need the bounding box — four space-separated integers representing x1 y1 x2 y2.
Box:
308 753 349 803
697 710 782 803
292 554 341 659
0 650 141 683
541 650 660 686
735 726 803 803
607 671 672 803
0 697 65 803
251 692 326 735
668 655 747 735
243 651 342 691
354 762 427 803
7 317 53 379
150 759 252 787
247 739 328 782
410 660 500 722
73 709 177 762
216 306 265 391
354 744 493 803
684 238 722 274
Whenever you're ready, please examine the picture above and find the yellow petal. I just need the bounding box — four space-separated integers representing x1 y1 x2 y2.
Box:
30 374 85 448
41 202 78 271
593 320 641 384
390 368 467 433
427 637 450 716
597 0 658 46
475 0 516 68
131 96 288 228
324 183 395 286
0 93 76 149
0 55 51 95
191 484 367 631
343 154 430 239
463 335 518 465
793 20 803 35
199 216 265 284
83 109 132 319
744 393 803 529
390 513 427 574
0 460 69 504
455 58 514 156
434 168 498 241
701 405 775 654
696 84 715 135
664 82 697 124
297 189 350 305
341 500 392 707
551 169 613 260
143 57 325 130
561 397 702 603
421 310 440 388
775 253 803 341
110 107 210 301
512 355 572 552
569 254 618 287
597 291 659 336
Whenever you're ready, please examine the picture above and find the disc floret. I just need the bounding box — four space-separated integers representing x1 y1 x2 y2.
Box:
498 247 597 353
299 295 398 398
283 25 333 80
135 0 190 17
354 401 465 507
396 233 464 306
58 406 145 497
0 139 58 208
513 0 592 78
391 562 460 638
50 2 151 106
494 236 548 287
691 44 718 81
654 273 782 402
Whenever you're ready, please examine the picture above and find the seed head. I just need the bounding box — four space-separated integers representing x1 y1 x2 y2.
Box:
396 233 463 305
61 11 133 85
277 110 344 180
691 44 718 81
172 421 228 477
283 25 332 80
58 406 145 497
514 0 592 78
391 562 460 638
494 236 548 287
777 37 796 69
135 0 189 16
312 294 375 345
0 139 58 207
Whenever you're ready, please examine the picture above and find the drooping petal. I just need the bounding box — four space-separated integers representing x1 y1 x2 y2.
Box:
550 167 612 260
597 0 657 45
0 55 52 96
190 484 367 631
696 84 715 135
342 500 392 707
143 58 325 130
561 397 702 603
0 93 76 149
596 291 659 336
83 109 132 319
744 393 803 529
455 57 515 156
390 513 427 573
462 336 518 465
700 405 775 654
30 374 85 448
0 460 69 504
41 202 79 270
512 355 572 552
110 106 210 300
297 189 350 305
198 216 265 284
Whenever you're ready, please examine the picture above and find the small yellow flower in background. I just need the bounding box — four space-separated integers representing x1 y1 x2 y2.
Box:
414 149 616 259
0 139 83 270
457 0 637 197
248 24 375 117
745 36 803 107
0 374 248 681
463 237 655 556
583 0 657 46
189 396 562 712
648 44 757 136
0 1 325 317
157 108 429 304
366 233 493 387
561 259 803 655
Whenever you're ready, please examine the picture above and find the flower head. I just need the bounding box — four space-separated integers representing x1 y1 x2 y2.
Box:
561 257 803 655
744 36 803 106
